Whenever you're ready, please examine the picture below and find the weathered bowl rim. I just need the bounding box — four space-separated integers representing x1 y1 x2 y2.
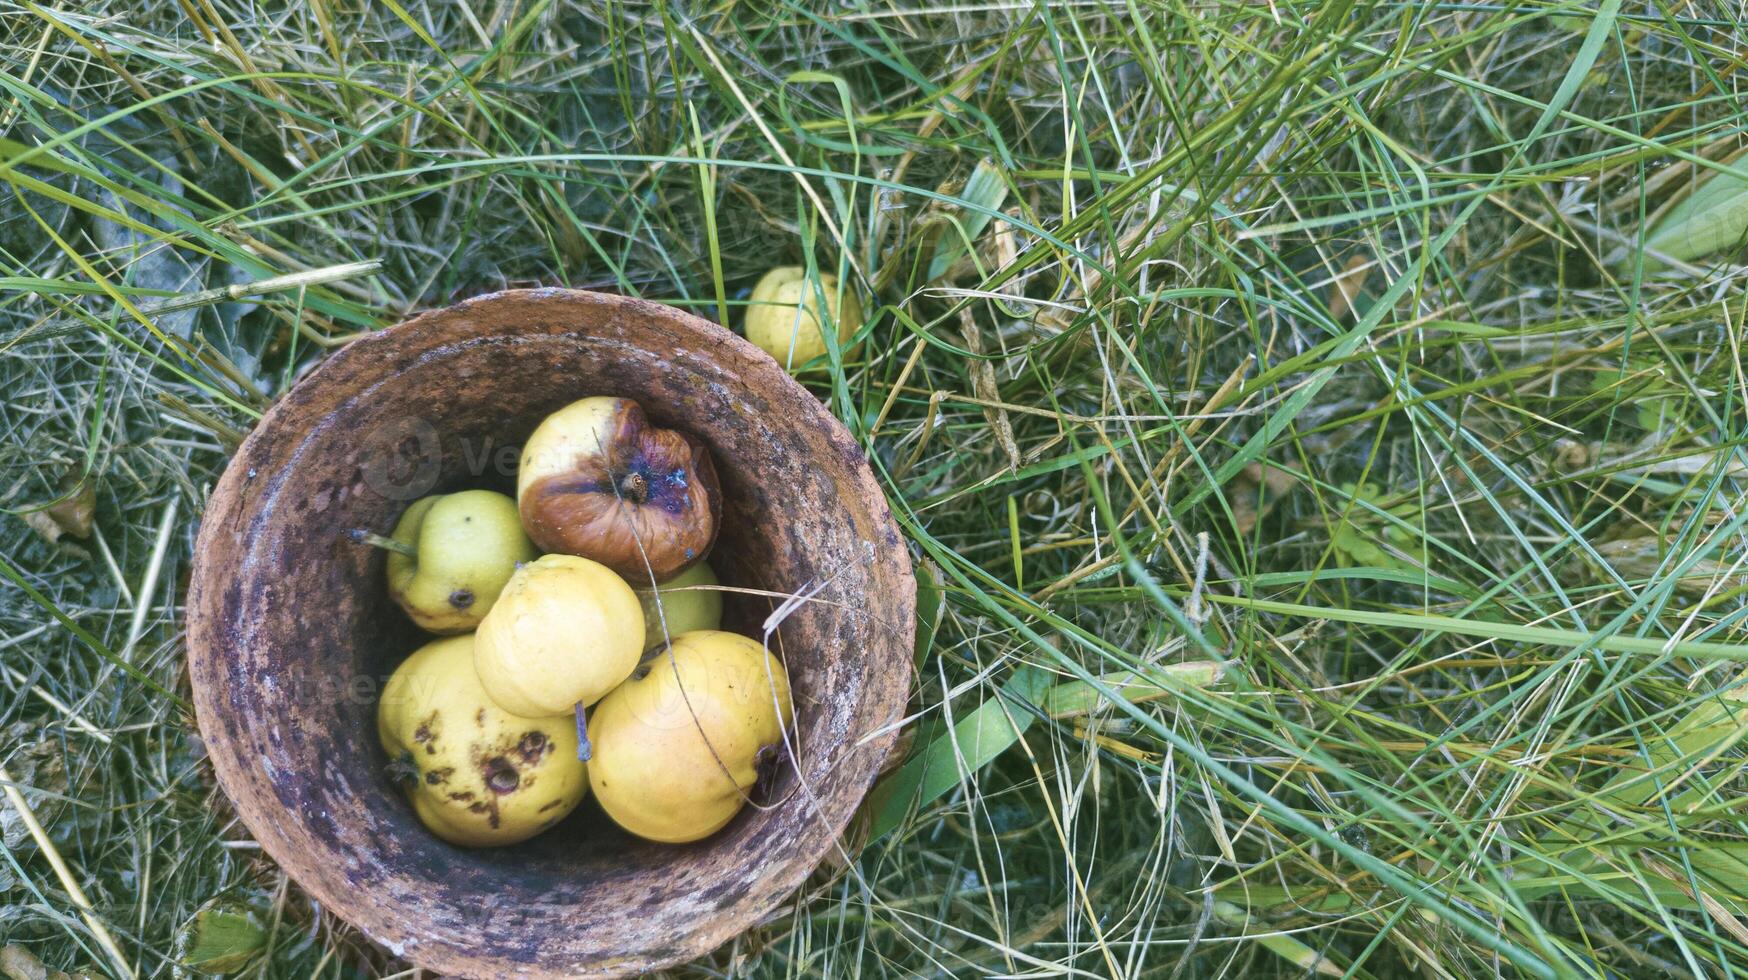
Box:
186 288 915 977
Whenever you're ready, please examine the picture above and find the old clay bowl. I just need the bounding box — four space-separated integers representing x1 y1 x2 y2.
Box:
186 289 915 978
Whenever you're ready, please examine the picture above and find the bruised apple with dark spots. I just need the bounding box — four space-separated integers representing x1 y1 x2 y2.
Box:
516 396 720 584
377 634 587 847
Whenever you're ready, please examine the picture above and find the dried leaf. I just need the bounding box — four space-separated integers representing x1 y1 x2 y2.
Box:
958 309 1020 472
46 480 95 540
1 723 71 854
1227 462 1298 536
21 511 67 548
1642 854 1748 945
19 510 90 559
1327 253 1371 321
0 948 79 980
0 946 48 980
989 211 1020 298
1552 439 1589 469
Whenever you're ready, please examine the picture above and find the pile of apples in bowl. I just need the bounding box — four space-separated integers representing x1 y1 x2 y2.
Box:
364 394 793 848
184 288 914 978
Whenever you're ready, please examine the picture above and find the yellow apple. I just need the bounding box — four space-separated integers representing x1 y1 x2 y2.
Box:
743 266 863 371
377 634 586 846
587 630 793 843
474 554 645 717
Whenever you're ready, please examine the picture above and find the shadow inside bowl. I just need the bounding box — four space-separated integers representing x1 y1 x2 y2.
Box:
188 290 914 978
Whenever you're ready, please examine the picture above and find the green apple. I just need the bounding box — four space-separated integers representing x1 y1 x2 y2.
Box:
636 560 723 648
382 490 536 634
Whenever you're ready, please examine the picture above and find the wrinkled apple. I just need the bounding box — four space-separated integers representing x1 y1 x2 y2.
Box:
377 634 587 846
587 630 793 843
473 553 645 718
517 396 720 584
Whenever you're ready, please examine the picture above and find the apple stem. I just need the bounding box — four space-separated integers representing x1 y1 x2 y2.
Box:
575 703 592 762
349 529 417 559
617 471 648 503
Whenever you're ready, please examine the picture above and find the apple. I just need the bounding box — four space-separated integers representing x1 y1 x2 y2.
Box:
369 489 536 634
473 553 646 718
743 266 863 371
377 634 587 846
635 560 723 649
517 396 719 584
587 630 793 843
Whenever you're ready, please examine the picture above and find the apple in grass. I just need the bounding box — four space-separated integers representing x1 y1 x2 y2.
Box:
743 266 864 371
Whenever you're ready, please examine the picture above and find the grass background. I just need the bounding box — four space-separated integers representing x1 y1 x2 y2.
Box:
3 0 1748 976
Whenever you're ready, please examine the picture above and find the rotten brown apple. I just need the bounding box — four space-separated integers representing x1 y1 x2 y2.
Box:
516 396 720 583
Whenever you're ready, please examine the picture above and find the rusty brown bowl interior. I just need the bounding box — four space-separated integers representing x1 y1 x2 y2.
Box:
186 289 915 978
